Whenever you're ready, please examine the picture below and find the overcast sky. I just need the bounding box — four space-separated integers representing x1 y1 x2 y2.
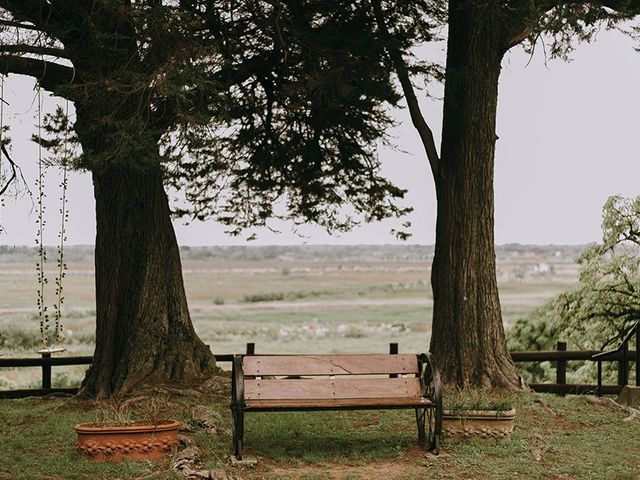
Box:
0 28 638 247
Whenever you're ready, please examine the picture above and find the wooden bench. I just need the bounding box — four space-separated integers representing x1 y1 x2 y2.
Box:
230 353 442 459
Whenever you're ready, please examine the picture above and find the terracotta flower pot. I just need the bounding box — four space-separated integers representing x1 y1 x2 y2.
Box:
75 420 180 462
442 409 516 439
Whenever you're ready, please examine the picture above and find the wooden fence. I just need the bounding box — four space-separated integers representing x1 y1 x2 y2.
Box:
511 341 637 395
1 340 638 399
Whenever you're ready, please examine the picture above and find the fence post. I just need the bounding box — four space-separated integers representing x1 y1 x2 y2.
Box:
636 326 640 387
597 360 603 397
619 342 628 387
389 342 398 378
246 342 255 355
556 341 567 390
41 351 51 390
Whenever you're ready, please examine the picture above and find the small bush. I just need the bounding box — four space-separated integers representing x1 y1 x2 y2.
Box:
242 292 285 303
507 313 558 352
52 371 83 388
68 332 96 345
507 311 620 385
507 314 560 384
65 309 96 319
287 289 332 300
0 326 47 351
344 328 366 338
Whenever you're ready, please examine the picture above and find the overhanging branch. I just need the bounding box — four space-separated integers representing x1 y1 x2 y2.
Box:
371 0 440 177
0 43 68 58
527 0 640 18
0 0 57 26
0 54 75 95
566 0 640 10
0 143 30 198
0 19 40 31
0 144 16 196
0 0 73 41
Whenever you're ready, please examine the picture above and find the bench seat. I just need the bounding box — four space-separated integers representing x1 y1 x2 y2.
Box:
245 396 433 411
231 353 442 460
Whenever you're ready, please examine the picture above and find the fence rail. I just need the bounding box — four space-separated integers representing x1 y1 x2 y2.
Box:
1 338 638 399
510 322 639 396
0 344 255 399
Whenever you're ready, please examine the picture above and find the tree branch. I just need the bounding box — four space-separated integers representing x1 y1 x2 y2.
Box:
565 0 640 10
523 0 640 19
0 144 16 196
0 143 30 198
0 0 73 42
0 43 68 58
0 0 56 25
370 0 440 177
0 55 75 95
0 19 40 31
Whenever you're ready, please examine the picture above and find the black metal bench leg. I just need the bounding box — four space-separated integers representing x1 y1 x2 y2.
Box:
432 430 440 455
232 407 245 460
415 408 426 444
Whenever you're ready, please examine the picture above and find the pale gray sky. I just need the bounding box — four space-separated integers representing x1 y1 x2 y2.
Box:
0 29 638 246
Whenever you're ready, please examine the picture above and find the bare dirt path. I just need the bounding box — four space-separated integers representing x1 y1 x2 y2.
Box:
260 454 429 480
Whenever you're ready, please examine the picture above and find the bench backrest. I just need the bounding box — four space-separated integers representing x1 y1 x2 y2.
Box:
242 354 422 401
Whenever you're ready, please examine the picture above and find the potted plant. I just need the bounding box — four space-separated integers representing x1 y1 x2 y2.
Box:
442 389 517 439
75 399 180 462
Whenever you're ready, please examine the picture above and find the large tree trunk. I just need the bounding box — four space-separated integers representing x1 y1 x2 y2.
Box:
79 163 217 398
429 0 520 389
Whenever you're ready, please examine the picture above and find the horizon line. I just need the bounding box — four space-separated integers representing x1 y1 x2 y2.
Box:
0 242 593 248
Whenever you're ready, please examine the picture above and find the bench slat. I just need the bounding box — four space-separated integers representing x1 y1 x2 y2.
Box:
245 397 432 410
245 377 422 401
243 354 419 376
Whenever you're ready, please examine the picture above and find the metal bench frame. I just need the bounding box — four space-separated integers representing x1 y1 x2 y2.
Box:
230 352 442 459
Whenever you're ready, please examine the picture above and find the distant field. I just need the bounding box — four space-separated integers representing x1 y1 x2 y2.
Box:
0 244 582 388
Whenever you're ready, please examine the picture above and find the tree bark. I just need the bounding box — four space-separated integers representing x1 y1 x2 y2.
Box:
429 0 521 389
79 162 218 398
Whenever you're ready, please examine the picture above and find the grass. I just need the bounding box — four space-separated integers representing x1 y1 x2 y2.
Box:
443 388 517 413
1 303 433 389
0 398 174 480
0 251 578 390
1 247 603 478
0 388 638 480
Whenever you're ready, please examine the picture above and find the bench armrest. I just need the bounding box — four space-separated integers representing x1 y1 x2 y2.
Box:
419 353 442 401
231 355 245 409
419 352 443 445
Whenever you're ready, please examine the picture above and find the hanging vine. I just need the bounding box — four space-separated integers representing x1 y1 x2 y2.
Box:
35 84 49 348
52 99 70 345
33 96 79 349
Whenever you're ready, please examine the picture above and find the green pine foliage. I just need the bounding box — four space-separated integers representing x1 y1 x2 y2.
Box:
163 1 441 236
1 1 443 238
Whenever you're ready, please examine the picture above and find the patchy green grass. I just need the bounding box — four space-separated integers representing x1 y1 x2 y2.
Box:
0 304 432 389
1 253 577 389
0 398 176 480
1 388 639 480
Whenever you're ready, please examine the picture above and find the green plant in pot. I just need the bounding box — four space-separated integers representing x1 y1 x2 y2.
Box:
442 388 517 439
